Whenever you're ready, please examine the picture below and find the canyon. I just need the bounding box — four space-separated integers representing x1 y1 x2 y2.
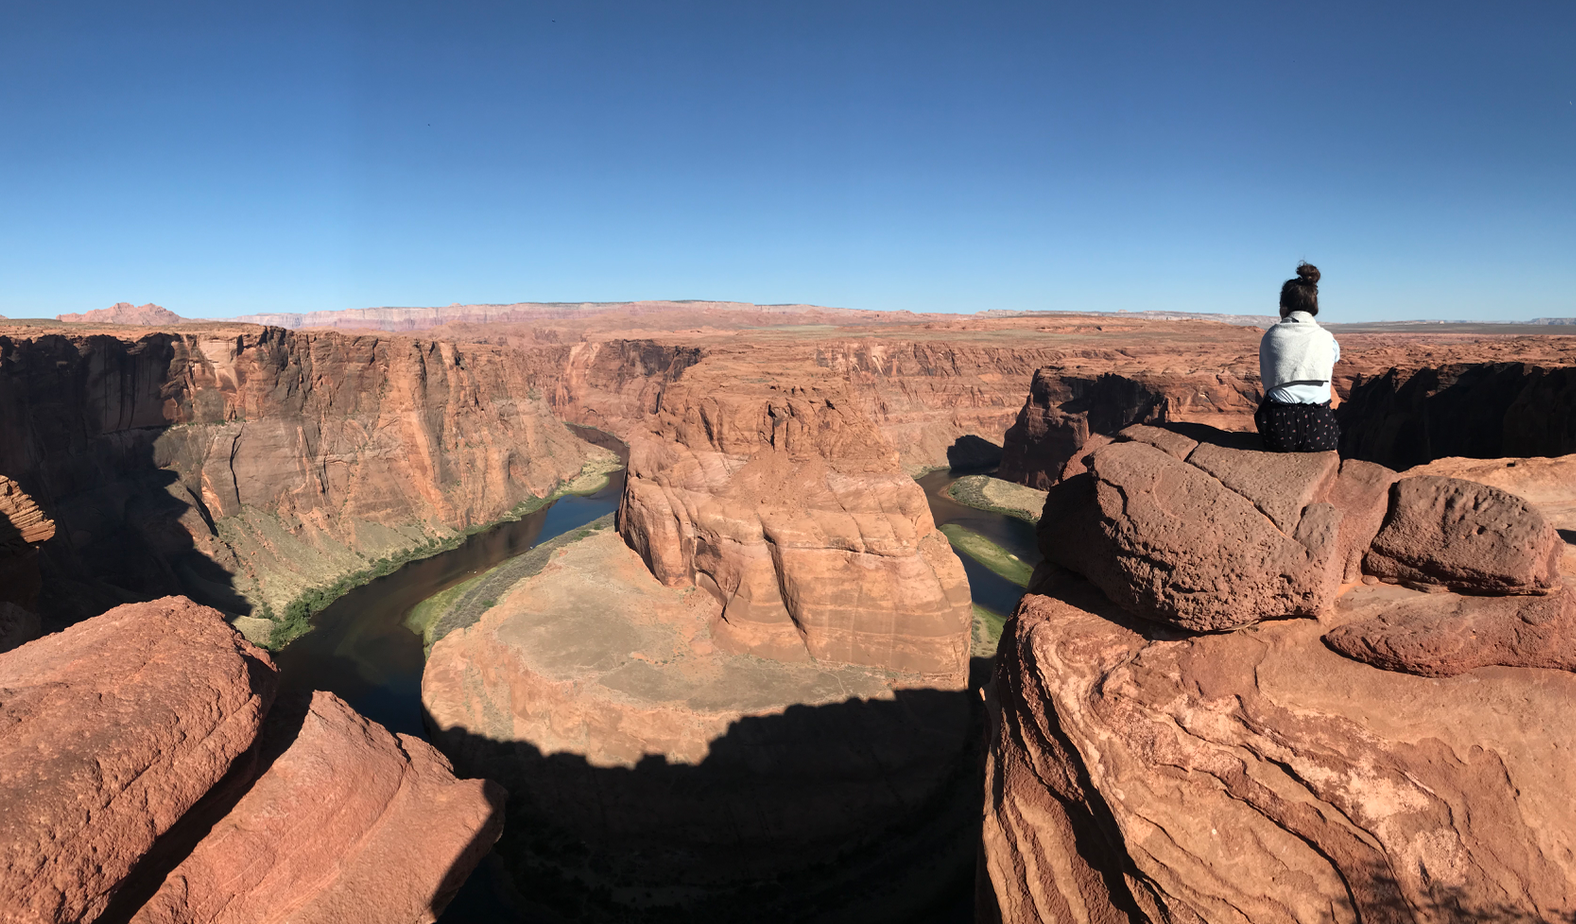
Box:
2 301 1574 921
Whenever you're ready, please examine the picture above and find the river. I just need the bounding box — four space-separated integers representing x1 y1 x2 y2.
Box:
271 457 1035 922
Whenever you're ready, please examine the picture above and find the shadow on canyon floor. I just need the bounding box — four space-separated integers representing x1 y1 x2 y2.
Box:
425 658 996 924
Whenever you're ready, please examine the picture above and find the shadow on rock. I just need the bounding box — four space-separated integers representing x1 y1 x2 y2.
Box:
425 668 992 924
946 435 1003 473
0 334 248 630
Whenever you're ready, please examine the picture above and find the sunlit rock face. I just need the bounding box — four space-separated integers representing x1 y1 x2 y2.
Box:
616 362 973 679
0 597 502 924
981 444 1576 923
0 327 611 635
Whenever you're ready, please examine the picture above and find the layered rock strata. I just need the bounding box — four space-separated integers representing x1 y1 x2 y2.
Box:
423 520 975 921
0 598 502 924
981 568 1576 924
1339 362 1576 469
0 328 612 640
0 476 55 650
616 361 973 678
997 368 1262 489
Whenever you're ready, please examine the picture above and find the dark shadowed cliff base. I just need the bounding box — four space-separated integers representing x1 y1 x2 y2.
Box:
428 668 990 924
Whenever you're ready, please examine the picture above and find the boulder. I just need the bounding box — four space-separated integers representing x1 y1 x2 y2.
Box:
1324 583 1576 677
1039 437 1339 631
1365 476 1562 594
130 691 504 924
980 573 1576 923
0 598 276 924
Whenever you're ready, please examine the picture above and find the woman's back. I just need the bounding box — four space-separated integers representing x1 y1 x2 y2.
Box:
1255 263 1341 452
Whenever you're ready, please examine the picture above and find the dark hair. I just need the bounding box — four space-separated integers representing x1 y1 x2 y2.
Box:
1279 262 1320 316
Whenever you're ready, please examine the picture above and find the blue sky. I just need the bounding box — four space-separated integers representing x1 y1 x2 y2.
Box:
3 1 1572 321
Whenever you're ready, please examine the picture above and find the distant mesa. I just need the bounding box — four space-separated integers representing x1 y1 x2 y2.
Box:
56 302 186 325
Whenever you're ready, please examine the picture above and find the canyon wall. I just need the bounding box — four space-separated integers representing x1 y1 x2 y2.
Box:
0 327 612 641
1339 362 1576 469
997 367 1261 488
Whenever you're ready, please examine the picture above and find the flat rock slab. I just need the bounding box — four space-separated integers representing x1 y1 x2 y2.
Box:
1366 476 1562 594
130 690 504 924
0 598 276 924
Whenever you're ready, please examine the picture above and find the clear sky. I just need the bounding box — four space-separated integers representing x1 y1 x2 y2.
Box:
3 1 1572 321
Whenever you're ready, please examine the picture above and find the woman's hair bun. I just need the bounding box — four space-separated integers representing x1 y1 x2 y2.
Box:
1295 262 1320 287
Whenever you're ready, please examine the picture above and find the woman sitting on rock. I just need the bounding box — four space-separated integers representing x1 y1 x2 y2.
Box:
1256 262 1340 452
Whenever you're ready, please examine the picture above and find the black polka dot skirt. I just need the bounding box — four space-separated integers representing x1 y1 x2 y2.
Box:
1255 400 1339 453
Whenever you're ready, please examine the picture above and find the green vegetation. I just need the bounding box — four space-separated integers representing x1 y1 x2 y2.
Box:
408 513 617 651
266 535 452 648
939 523 1034 588
264 459 622 650
945 475 1046 524
971 604 1007 658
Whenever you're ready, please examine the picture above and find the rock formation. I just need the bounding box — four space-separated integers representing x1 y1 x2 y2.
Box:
1339 362 1576 470
0 597 276 924
57 302 187 325
981 569 1576 924
0 476 55 650
131 690 504 924
615 356 973 677
0 597 501 924
997 368 1262 489
1362 475 1562 594
424 519 976 921
1038 427 1392 632
0 327 613 641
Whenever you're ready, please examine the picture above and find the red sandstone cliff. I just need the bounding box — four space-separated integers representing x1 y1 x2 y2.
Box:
0 326 613 642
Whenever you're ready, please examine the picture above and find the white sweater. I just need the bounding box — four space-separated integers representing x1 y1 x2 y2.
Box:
1260 311 1339 404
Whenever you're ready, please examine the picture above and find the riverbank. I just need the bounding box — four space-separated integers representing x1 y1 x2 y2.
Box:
945 474 1047 523
257 454 624 649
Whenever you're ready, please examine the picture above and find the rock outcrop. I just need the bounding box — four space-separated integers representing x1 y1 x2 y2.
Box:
997 368 1262 489
0 598 502 924
0 328 613 640
0 597 276 924
424 519 976 921
0 476 55 650
984 424 1576 921
616 359 973 678
1038 427 1392 632
131 690 504 924
981 569 1576 924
